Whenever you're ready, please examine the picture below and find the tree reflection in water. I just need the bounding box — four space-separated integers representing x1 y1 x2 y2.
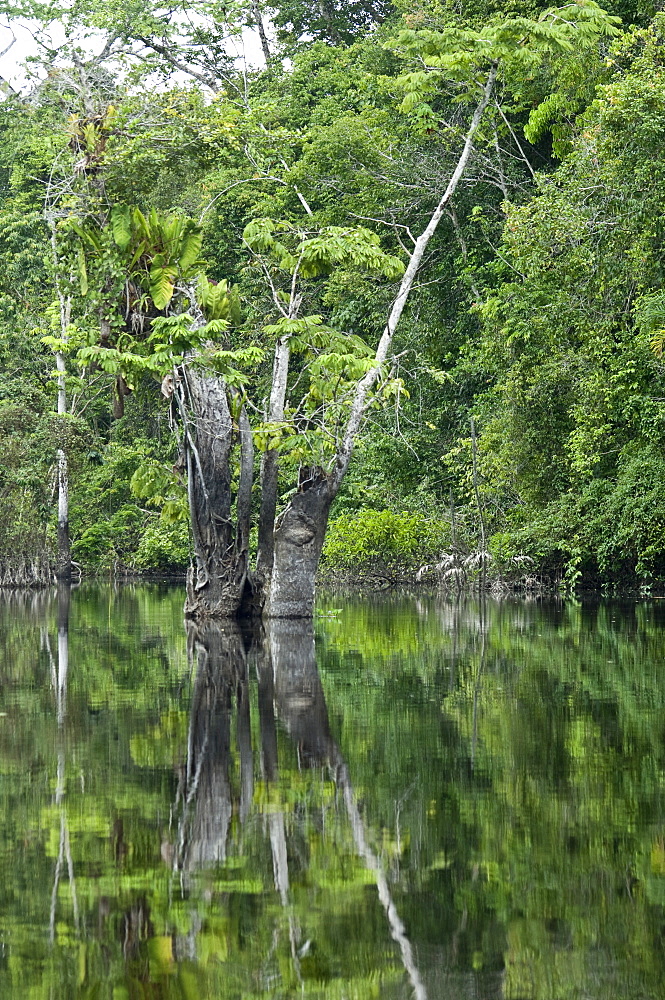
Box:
270 619 428 1000
5 589 664 999
172 616 429 998
42 584 80 944
175 623 244 871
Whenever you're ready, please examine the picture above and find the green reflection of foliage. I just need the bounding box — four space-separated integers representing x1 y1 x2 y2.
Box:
2 589 665 997
130 710 189 769
318 596 665 999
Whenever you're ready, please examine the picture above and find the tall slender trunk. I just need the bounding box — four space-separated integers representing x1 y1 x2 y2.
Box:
250 0 272 67
469 415 487 589
56 441 71 583
51 226 72 583
253 203 313 616
256 336 291 593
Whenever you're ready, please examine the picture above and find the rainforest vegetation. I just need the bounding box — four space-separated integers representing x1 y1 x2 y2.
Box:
0 0 664 602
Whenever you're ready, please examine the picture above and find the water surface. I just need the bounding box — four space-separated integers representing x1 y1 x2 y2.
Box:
0 587 664 998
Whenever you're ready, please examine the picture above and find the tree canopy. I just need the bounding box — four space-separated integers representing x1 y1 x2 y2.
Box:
0 0 662 594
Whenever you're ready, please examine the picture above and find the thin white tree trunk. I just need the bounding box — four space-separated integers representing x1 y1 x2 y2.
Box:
255 191 313 593
56 346 70 578
50 225 72 582
332 62 498 491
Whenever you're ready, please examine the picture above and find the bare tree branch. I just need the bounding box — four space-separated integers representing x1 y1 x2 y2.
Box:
333 62 499 490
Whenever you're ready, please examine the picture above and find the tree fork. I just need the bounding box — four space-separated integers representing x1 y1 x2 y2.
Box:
264 63 499 618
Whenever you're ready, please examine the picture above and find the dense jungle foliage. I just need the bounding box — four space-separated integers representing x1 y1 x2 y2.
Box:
0 0 664 590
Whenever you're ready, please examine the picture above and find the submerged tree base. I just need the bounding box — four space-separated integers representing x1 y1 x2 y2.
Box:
263 471 334 620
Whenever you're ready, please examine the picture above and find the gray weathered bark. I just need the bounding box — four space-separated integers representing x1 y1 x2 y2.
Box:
250 0 272 67
56 442 71 584
177 368 253 618
265 467 335 618
255 333 291 598
51 226 72 584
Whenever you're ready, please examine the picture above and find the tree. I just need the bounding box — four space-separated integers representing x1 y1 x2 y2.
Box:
31 0 616 618
268 0 395 46
0 0 624 598
460 15 665 587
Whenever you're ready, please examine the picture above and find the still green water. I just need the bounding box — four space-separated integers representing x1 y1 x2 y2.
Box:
0 586 665 999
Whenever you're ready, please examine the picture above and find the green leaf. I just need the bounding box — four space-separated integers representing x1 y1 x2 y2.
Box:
149 266 177 310
131 207 149 240
110 204 132 250
77 245 88 296
178 229 203 273
67 219 102 253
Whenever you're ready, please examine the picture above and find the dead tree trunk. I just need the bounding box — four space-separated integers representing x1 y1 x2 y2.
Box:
177 67 497 622
176 368 253 618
